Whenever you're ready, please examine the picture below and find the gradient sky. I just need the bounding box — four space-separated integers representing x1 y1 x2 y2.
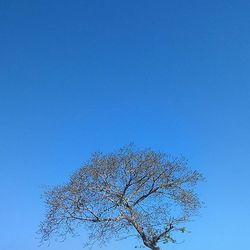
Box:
0 1 250 250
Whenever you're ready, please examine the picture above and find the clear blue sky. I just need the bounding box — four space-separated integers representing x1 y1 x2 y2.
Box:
0 0 249 249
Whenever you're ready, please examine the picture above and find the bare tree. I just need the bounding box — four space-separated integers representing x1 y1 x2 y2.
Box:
39 145 203 250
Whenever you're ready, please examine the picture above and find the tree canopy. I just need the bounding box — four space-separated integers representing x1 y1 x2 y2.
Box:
39 145 203 250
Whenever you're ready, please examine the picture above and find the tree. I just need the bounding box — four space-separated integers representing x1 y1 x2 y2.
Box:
39 145 203 250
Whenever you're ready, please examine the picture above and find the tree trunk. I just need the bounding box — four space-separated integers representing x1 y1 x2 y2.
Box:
151 246 160 250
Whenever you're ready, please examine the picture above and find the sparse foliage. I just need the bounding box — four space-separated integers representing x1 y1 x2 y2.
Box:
39 145 203 250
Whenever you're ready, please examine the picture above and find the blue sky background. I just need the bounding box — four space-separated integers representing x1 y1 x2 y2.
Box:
0 0 250 249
